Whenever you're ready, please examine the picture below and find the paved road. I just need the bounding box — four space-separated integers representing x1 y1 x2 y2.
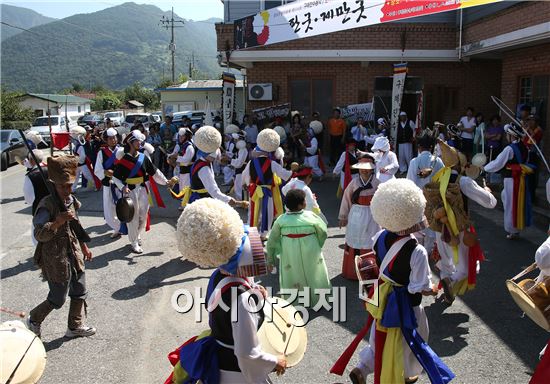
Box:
1 164 548 383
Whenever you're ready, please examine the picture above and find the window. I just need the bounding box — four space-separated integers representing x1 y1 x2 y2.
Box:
262 0 294 10
518 75 549 128
78 106 82 113
290 79 333 119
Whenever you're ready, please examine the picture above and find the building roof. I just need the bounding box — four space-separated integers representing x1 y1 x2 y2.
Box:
128 100 144 107
24 93 93 104
157 79 244 92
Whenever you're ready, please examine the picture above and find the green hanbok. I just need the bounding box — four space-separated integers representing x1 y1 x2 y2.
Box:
266 210 332 306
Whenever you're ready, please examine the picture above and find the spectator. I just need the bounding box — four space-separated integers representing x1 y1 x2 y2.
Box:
524 115 543 201
160 115 177 139
396 111 415 174
484 115 504 158
289 113 305 159
146 124 163 169
328 108 346 165
351 117 368 151
311 111 324 150
473 112 486 155
243 114 258 147
519 104 531 127
458 107 476 158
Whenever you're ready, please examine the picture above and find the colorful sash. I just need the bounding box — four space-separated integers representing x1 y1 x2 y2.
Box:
121 153 165 209
508 143 534 229
103 147 118 170
171 160 209 207
368 232 454 384
248 157 281 233
432 167 460 263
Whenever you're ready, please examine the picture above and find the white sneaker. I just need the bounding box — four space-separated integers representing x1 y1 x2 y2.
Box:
138 237 142 246
26 316 41 338
65 325 96 338
131 243 143 254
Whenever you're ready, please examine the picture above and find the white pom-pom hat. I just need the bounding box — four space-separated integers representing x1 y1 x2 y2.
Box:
225 124 240 134
194 126 222 154
371 179 428 235
176 198 267 276
257 128 280 153
309 120 323 134
372 136 390 152
69 126 86 139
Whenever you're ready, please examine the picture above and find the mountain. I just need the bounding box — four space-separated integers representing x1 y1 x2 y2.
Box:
1 4 56 41
1 3 222 92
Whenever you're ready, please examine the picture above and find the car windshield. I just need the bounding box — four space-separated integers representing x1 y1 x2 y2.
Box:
105 112 119 118
33 117 59 126
125 115 144 123
1 131 12 142
83 115 98 121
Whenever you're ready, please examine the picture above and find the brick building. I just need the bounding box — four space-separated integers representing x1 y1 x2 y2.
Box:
216 1 549 163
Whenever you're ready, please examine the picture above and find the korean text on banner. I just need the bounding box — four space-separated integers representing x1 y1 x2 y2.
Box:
390 62 408 142
222 72 236 129
233 0 501 50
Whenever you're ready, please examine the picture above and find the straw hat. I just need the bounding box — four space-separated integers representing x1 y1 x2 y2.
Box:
438 139 460 168
47 155 78 184
351 156 376 170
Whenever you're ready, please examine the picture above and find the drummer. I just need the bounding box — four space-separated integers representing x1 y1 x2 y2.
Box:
166 198 286 383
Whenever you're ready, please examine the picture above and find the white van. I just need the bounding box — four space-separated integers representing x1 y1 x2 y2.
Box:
30 115 76 144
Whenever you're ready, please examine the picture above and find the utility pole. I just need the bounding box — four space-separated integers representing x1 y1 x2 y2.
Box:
159 7 184 83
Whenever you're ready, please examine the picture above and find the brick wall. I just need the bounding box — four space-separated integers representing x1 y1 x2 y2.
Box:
246 59 500 125
463 1 550 45
217 22 458 52
501 43 550 163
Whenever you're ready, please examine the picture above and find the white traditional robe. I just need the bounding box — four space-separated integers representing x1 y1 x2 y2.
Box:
303 137 323 177
231 147 248 200
374 150 399 183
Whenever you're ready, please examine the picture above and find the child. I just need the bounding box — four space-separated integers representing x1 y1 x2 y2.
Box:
266 189 331 307
281 164 326 223
338 154 380 280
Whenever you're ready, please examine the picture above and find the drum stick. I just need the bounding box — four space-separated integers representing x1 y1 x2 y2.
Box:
0 307 25 318
511 263 537 281
265 298 291 327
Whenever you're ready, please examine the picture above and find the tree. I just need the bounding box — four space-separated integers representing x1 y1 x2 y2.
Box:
92 93 122 111
72 82 84 92
1 88 35 128
123 82 159 110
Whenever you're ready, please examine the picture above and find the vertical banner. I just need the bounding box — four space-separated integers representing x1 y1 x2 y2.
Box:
222 72 236 130
416 91 423 135
390 62 408 142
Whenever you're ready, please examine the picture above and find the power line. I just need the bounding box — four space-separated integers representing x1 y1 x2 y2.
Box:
159 7 185 83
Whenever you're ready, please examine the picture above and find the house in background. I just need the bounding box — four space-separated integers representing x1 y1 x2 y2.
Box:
123 100 145 113
157 79 245 120
19 93 92 118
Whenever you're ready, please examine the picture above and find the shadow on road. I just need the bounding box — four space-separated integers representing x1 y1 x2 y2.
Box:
0 196 25 205
111 259 202 301
0 257 36 279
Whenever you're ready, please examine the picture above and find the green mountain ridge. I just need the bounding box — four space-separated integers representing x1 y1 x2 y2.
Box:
1 2 222 92
1 4 56 41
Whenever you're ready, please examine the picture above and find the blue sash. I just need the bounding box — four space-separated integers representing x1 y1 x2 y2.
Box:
110 184 128 235
128 153 145 178
103 147 118 170
252 158 273 232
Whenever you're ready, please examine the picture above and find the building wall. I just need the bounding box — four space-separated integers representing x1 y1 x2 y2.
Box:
19 97 90 117
160 89 246 119
462 1 550 45
501 42 550 162
246 59 501 125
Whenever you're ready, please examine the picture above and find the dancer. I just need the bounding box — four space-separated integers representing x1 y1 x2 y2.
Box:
484 123 535 239
242 128 293 238
94 128 123 238
333 139 360 197
166 198 287 383
71 126 101 191
371 136 398 183
112 130 174 253
407 133 444 190
396 111 416 174
27 155 96 339
301 127 324 178
266 189 331 306
169 128 195 209
338 154 380 280
427 141 497 303
340 179 453 384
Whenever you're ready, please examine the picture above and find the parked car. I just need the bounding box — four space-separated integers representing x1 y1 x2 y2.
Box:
151 111 162 123
29 115 75 144
122 113 156 131
104 111 125 126
1 129 28 171
78 114 103 128
172 110 218 128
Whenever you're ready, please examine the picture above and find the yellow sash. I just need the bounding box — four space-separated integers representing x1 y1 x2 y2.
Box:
366 280 405 383
126 177 144 185
250 185 266 227
433 167 460 264
516 164 534 229
170 186 208 207
272 175 284 219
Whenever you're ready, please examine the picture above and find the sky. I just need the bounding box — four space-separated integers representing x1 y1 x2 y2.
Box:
3 0 224 21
